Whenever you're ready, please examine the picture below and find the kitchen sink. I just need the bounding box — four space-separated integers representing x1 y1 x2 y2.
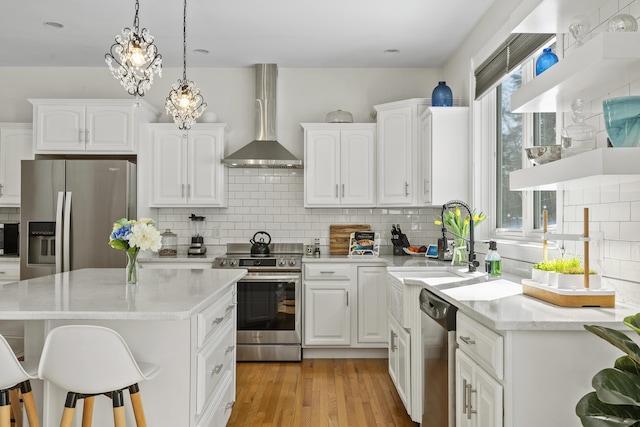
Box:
387 266 485 286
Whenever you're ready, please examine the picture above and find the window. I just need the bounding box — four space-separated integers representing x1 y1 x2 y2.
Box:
492 45 559 238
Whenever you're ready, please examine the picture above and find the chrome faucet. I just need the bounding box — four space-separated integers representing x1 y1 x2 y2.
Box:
441 200 480 273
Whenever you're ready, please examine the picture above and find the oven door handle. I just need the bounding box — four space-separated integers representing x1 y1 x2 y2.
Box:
239 274 300 282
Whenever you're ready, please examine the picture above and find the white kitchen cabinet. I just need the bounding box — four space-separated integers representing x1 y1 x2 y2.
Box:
374 99 468 207
304 281 351 346
0 258 20 285
455 350 503 427
302 123 375 207
420 107 469 205
388 311 411 413
149 124 229 207
303 261 388 351
0 123 33 206
357 266 387 344
29 99 158 154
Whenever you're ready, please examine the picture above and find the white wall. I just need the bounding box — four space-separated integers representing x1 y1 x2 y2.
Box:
0 66 444 254
0 66 440 160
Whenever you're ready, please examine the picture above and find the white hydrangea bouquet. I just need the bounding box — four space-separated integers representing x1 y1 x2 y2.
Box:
108 218 162 284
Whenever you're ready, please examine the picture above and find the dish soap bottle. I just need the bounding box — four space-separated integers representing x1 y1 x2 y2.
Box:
485 241 502 278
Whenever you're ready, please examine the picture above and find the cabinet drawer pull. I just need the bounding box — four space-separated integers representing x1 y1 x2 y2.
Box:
390 331 397 352
225 305 235 313
211 364 224 375
462 379 468 414
211 316 224 326
319 271 335 274
85 129 90 142
341 184 345 198
345 290 349 306
466 382 477 419
0 183 3 197
225 345 235 355
460 336 476 345
335 184 338 198
78 129 83 143
405 182 409 196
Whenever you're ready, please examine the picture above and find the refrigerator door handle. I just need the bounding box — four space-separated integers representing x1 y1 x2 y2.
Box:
55 192 64 273
63 191 72 272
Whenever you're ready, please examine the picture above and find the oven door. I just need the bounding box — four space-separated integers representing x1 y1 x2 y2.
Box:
236 272 301 347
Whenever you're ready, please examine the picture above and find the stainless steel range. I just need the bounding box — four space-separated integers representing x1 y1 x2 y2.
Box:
214 243 303 361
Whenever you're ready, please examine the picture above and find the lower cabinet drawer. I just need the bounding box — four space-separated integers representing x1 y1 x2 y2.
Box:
197 287 235 347
0 261 20 282
457 312 504 380
304 263 351 280
196 318 235 414
196 373 234 427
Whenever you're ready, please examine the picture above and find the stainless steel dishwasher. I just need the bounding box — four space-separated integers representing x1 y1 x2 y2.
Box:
420 288 457 427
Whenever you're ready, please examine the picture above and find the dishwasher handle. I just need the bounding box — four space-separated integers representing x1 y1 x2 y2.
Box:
420 288 457 331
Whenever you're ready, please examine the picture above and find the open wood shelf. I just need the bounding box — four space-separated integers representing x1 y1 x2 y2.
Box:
511 32 640 113
510 147 640 191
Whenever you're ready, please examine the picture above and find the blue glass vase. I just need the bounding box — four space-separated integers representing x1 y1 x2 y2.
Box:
535 48 558 75
431 81 453 107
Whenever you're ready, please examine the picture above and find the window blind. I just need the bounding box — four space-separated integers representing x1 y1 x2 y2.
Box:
474 33 555 100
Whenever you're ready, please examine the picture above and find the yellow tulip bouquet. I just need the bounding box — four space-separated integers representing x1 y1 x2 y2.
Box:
434 207 487 264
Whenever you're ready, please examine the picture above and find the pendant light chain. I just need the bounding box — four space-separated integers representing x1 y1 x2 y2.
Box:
133 0 140 31
182 0 187 81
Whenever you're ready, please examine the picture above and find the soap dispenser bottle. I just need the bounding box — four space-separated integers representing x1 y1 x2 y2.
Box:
485 241 502 278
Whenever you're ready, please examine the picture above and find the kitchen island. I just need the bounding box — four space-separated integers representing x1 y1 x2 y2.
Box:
0 267 247 427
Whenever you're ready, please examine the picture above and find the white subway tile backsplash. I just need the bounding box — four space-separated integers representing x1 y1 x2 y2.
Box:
609 202 631 221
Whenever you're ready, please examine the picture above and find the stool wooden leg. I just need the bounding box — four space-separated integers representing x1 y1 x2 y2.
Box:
8 389 22 427
112 390 126 427
128 384 147 427
59 393 77 427
1 390 12 427
81 396 94 427
19 381 39 427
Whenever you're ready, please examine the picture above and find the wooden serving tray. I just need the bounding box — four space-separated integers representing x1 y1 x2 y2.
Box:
521 279 615 308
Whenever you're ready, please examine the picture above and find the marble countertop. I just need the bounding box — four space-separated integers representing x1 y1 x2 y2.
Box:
0 268 247 321
403 273 639 331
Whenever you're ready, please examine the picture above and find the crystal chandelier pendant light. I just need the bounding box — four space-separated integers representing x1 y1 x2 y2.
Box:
165 0 207 130
105 0 162 97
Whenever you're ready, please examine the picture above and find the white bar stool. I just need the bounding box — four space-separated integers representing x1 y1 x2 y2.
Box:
0 333 39 427
38 325 160 427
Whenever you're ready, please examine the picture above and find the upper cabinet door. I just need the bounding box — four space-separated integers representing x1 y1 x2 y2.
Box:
376 105 415 206
340 128 375 206
151 130 188 206
304 127 341 206
0 125 33 206
188 130 226 206
85 105 133 152
34 105 85 152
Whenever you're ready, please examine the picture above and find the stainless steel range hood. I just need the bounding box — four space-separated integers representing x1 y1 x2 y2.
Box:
222 64 303 169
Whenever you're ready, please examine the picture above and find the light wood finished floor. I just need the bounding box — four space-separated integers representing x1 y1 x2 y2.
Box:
227 358 417 427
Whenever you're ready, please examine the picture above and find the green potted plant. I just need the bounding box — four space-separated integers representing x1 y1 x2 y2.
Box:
576 313 640 425
531 258 600 289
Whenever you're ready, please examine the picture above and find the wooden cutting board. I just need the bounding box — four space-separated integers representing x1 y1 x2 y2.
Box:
329 224 372 255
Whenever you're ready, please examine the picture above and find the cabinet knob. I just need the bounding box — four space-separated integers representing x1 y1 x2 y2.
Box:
211 364 224 375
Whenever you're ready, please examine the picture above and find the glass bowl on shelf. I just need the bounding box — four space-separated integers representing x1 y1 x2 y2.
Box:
602 96 640 147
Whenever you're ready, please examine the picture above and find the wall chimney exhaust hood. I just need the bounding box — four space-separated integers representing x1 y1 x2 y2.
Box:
222 64 303 169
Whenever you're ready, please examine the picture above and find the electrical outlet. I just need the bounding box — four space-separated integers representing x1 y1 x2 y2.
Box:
212 227 221 238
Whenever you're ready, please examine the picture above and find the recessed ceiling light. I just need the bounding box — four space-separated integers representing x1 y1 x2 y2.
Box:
43 21 64 29
383 49 400 55
193 49 209 54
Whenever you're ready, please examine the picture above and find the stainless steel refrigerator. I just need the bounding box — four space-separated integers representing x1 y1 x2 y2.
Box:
20 160 136 279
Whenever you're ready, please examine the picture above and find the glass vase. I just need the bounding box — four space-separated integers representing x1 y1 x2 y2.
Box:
126 250 139 285
535 47 558 75
431 81 453 107
452 237 468 266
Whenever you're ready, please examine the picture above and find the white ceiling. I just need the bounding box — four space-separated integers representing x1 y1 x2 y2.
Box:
1 0 494 68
